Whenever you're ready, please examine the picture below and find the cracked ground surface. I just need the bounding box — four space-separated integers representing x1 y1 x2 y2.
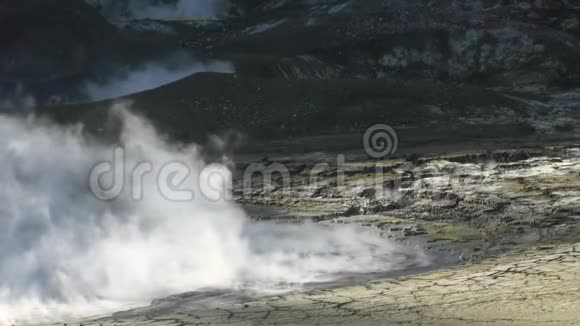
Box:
85 243 580 326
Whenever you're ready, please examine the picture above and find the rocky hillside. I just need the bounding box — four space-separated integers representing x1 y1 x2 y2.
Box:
2 0 578 144
160 0 580 86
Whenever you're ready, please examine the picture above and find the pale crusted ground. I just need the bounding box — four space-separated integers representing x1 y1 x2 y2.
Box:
87 243 580 326
237 146 580 261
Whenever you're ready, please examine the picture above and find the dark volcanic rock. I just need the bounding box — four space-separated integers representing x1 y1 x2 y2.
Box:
34 72 537 143
0 0 119 83
3 0 579 147
4 0 580 106
0 0 121 103
199 0 580 86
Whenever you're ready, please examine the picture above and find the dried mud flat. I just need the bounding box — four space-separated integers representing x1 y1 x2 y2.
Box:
84 243 580 326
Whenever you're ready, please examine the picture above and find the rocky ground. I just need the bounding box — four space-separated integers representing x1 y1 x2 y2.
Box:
235 145 580 262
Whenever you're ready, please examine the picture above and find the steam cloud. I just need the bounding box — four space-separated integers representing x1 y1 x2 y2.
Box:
0 103 429 325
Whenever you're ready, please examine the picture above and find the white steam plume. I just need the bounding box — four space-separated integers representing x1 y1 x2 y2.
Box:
0 103 429 325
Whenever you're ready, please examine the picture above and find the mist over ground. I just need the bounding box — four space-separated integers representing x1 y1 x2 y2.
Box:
0 52 235 109
0 103 429 325
84 53 235 102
